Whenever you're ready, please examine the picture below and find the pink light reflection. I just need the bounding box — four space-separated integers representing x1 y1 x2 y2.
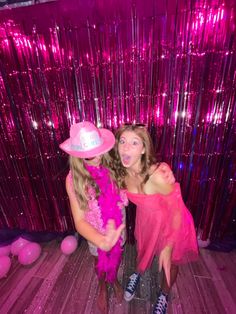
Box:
193 6 225 32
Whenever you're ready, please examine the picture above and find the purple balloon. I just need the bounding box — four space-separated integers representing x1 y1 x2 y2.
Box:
11 237 29 256
0 256 11 278
60 235 78 255
18 242 42 266
0 245 11 257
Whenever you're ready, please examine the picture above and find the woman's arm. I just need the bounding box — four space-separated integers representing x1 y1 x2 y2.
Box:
149 165 175 195
66 175 124 252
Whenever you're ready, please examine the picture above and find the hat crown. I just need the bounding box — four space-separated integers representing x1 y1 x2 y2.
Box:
59 121 115 158
70 122 103 153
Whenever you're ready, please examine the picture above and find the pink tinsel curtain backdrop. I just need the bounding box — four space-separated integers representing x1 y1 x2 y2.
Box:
0 0 235 242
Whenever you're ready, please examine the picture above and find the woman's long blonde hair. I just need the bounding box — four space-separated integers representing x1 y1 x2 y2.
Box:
109 125 158 188
69 153 116 211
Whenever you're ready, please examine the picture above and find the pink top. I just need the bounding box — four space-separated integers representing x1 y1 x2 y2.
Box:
126 183 199 272
68 171 127 234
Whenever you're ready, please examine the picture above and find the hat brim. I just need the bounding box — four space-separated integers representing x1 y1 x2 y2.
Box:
59 128 115 158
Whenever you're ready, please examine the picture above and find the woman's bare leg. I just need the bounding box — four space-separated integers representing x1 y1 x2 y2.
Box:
161 264 179 294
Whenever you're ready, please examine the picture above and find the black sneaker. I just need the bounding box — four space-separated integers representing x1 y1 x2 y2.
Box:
152 291 168 314
124 272 140 301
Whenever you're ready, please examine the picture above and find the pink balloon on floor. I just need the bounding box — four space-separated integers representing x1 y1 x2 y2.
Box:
0 255 11 278
10 237 29 256
60 235 78 255
18 242 42 266
0 245 11 257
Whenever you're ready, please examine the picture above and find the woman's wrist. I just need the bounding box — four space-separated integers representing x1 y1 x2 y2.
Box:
98 235 110 252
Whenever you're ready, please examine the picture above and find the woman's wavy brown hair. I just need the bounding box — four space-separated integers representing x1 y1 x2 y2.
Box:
109 125 157 188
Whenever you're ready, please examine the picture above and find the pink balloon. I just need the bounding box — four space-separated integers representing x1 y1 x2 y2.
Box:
0 245 11 257
11 237 29 256
18 242 41 266
0 256 11 278
60 235 78 255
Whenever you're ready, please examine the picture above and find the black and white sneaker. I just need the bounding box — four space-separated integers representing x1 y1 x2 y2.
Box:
152 291 168 314
124 272 140 301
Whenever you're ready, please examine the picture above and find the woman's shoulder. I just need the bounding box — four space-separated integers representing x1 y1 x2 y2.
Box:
149 162 171 177
148 163 175 194
65 171 74 193
65 170 72 182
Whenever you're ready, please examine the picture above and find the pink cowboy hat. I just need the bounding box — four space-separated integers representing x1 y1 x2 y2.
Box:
59 121 115 158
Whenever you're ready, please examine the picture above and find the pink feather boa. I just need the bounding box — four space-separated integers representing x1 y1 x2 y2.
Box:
85 164 123 283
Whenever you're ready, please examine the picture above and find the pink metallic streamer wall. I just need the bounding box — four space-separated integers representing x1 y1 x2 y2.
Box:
0 0 235 240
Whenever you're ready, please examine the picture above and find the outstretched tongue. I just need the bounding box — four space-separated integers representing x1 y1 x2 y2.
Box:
122 154 131 165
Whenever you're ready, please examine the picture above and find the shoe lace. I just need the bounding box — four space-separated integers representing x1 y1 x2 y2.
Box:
153 294 168 314
127 273 139 291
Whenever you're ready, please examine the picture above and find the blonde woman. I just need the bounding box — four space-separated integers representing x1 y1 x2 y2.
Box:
60 121 126 314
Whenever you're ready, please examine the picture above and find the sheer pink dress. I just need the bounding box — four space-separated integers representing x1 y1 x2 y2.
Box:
126 183 199 273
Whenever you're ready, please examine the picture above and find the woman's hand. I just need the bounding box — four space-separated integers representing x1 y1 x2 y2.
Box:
100 219 125 252
159 163 176 185
159 245 172 286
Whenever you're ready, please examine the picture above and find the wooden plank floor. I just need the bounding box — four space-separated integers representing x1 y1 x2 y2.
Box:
0 239 236 314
